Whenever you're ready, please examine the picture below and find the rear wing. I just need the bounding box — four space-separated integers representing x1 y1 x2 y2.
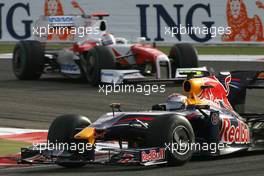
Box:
91 13 110 19
225 71 264 113
246 71 264 89
229 70 264 89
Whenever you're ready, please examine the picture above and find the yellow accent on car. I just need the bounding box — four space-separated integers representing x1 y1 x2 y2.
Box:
183 78 204 95
183 78 208 105
74 127 95 144
186 92 204 105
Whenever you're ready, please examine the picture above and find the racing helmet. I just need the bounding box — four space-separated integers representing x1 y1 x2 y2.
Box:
102 33 116 46
166 93 187 111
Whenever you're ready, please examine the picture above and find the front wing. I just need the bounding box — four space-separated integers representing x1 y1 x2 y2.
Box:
18 143 167 166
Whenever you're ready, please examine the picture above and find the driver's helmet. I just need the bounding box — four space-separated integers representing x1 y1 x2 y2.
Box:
167 93 187 111
102 33 116 46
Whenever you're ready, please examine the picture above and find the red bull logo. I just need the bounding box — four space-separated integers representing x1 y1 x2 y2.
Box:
141 148 165 162
220 118 250 144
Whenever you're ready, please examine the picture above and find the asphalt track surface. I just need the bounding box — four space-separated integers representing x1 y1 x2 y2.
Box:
0 59 263 176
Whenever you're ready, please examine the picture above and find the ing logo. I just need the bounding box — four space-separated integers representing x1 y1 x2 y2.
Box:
222 0 264 42
44 0 64 16
43 0 74 41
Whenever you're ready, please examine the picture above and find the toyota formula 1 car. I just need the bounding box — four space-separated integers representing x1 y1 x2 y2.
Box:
19 70 264 167
12 3 198 85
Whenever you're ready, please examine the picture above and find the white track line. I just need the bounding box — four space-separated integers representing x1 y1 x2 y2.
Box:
0 53 264 62
200 55 264 62
0 164 56 171
0 127 47 136
0 53 12 59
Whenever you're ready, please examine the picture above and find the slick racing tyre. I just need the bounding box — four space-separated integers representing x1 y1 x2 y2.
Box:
48 114 92 168
169 43 198 77
83 46 116 85
12 40 45 80
144 115 195 166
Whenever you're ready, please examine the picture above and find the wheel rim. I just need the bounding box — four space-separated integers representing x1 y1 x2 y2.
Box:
172 125 191 156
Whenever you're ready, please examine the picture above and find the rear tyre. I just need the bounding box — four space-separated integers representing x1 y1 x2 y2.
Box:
84 46 115 85
144 115 195 166
12 40 45 80
48 114 92 168
169 43 198 77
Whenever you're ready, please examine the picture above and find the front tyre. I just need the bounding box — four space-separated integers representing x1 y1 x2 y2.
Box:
48 114 92 168
144 115 195 166
169 43 198 77
12 40 45 80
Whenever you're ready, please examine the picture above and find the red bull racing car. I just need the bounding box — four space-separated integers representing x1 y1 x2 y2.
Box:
19 70 264 167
